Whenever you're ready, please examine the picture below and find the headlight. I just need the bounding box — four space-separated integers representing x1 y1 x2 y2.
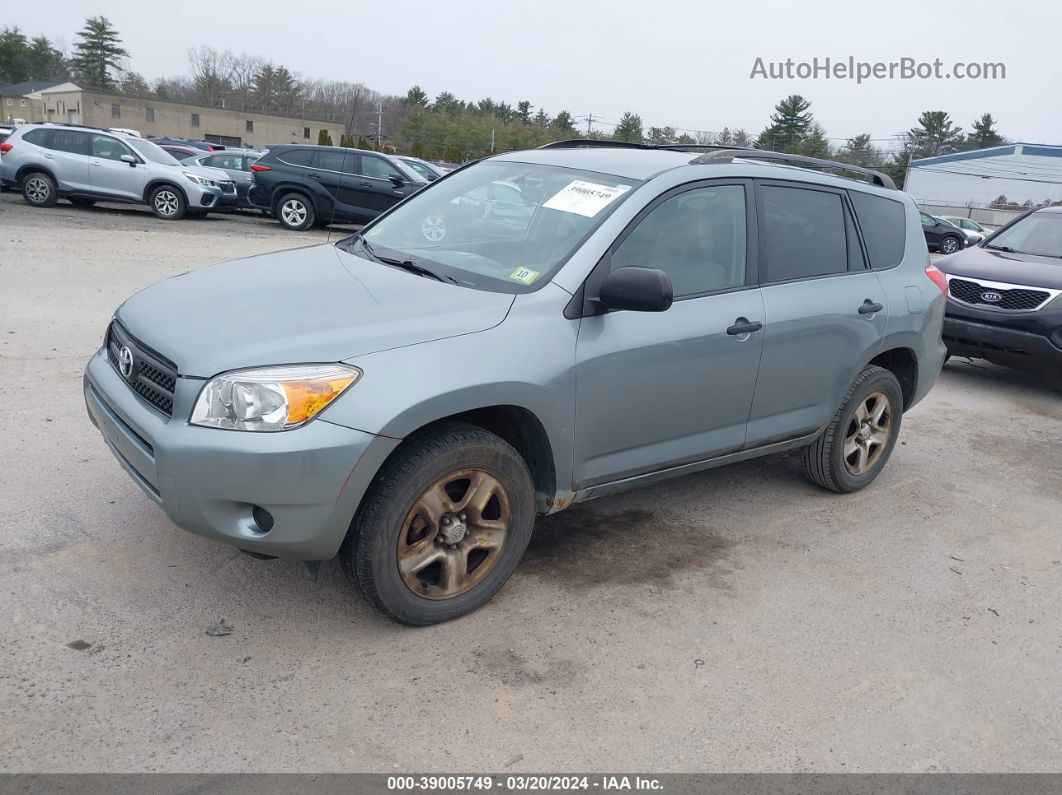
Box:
190 364 360 431
183 171 215 186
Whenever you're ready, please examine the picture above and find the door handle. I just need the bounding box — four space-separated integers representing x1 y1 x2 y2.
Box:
858 300 884 315
90 160 101 166
726 318 763 336
359 182 373 187
43 153 54 159
309 173 321 179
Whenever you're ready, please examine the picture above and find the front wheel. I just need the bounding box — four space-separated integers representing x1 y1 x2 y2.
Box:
150 185 186 220
939 235 961 255
342 422 535 625
802 365 904 493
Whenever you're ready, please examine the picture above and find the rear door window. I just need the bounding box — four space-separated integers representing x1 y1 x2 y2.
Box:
49 129 90 156
849 191 906 269
759 184 848 282
313 149 347 172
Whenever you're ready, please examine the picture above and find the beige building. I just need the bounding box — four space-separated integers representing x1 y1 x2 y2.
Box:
2 81 345 148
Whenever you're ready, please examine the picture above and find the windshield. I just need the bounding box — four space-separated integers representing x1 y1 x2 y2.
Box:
127 137 181 166
987 212 1062 258
402 159 439 181
338 160 639 293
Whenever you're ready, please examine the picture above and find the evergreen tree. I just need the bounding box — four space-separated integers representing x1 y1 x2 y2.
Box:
756 95 813 152
553 110 576 134
799 122 831 158
516 100 533 125
533 108 550 127
613 112 643 143
967 113 1005 150
839 133 879 167
317 129 333 146
26 36 65 80
881 150 912 190
903 111 964 158
405 85 428 107
646 126 677 145
118 71 149 95
70 16 128 88
0 27 29 84
732 129 751 147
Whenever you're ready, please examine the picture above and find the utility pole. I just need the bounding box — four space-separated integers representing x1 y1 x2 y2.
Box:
376 101 383 148
490 128 496 153
585 112 596 137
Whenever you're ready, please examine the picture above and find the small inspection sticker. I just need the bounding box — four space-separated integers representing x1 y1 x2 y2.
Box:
509 266 540 284
542 180 630 217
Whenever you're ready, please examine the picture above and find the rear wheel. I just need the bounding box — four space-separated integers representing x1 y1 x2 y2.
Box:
21 172 57 207
150 185 186 220
342 422 535 625
276 193 314 230
803 366 904 493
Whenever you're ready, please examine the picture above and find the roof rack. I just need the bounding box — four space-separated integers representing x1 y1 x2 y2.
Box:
538 139 654 150
691 148 896 189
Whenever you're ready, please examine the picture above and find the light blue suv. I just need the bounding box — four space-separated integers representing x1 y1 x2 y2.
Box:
0 123 235 218
83 142 947 624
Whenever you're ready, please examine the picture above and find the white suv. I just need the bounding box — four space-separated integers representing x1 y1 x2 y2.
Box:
0 123 235 219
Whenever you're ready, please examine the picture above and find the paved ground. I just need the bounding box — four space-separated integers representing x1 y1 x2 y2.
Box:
2 192 1062 773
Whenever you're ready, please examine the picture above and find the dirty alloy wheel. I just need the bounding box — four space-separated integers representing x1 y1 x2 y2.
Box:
940 236 960 254
342 421 535 625
22 172 57 207
150 186 186 220
277 193 314 231
802 365 903 493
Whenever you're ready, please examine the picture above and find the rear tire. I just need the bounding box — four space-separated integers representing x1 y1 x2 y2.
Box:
342 422 535 626
276 192 314 230
802 365 904 493
21 172 57 207
939 235 961 255
150 185 186 220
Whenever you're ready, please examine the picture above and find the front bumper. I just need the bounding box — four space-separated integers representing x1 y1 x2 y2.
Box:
84 348 400 559
943 307 1062 369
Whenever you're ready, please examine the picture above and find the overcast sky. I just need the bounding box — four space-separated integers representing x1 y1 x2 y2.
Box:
8 0 1061 147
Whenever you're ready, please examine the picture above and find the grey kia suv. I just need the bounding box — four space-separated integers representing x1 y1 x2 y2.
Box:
0 123 236 219
83 142 947 625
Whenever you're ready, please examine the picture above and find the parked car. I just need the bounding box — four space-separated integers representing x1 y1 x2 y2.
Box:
0 123 237 219
149 137 216 152
248 144 428 230
937 206 1062 372
157 144 204 162
920 211 967 254
83 143 945 625
398 155 447 181
186 148 265 210
0 125 13 143
940 215 990 244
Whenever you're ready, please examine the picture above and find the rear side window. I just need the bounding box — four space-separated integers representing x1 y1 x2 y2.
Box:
278 148 313 167
49 130 89 156
23 128 50 146
760 185 847 282
850 191 907 269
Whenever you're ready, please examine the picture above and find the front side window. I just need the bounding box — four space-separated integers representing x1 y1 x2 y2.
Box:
761 185 848 282
91 134 131 160
987 212 1062 259
611 185 747 298
361 155 403 180
342 160 639 293
49 129 89 155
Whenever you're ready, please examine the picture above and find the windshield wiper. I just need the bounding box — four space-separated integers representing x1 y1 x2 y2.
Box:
985 244 1017 253
355 237 457 283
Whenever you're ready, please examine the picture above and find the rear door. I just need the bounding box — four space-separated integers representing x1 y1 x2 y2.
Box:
745 181 887 446
42 129 91 193
88 133 143 200
308 149 363 221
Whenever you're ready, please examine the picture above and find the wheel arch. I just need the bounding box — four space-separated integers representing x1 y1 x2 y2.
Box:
15 164 58 187
143 180 189 205
272 185 319 215
867 346 917 410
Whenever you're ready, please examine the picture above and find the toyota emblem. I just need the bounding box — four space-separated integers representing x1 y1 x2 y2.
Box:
980 291 1003 303
118 345 135 379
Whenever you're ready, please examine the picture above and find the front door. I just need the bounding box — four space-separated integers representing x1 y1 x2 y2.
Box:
574 181 765 488
745 182 888 446
88 134 143 200
352 153 415 215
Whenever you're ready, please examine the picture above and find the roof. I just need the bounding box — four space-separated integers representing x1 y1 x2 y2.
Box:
0 80 63 96
493 147 692 180
911 143 1062 167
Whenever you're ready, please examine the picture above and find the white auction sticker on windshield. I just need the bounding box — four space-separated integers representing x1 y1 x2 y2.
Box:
542 180 629 217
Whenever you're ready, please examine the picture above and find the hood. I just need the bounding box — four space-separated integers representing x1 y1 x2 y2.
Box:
116 243 515 377
937 244 1062 291
188 164 231 182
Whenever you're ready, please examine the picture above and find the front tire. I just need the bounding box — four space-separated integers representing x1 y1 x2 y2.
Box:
22 172 57 207
342 422 535 626
276 193 314 230
802 365 904 493
150 185 186 220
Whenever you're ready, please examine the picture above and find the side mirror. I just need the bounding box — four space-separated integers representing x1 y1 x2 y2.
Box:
389 175 406 188
121 154 137 166
598 267 673 313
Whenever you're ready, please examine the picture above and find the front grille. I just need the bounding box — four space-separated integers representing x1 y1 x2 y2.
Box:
106 323 178 417
949 278 1051 311
220 181 235 193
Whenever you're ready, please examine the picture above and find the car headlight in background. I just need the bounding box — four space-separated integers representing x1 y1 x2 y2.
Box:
190 364 361 431
183 171 215 187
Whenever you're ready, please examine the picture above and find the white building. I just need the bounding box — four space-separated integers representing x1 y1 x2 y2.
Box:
906 143 1062 208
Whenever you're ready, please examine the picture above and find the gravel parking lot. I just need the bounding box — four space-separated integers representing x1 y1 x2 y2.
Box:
2 191 1061 773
